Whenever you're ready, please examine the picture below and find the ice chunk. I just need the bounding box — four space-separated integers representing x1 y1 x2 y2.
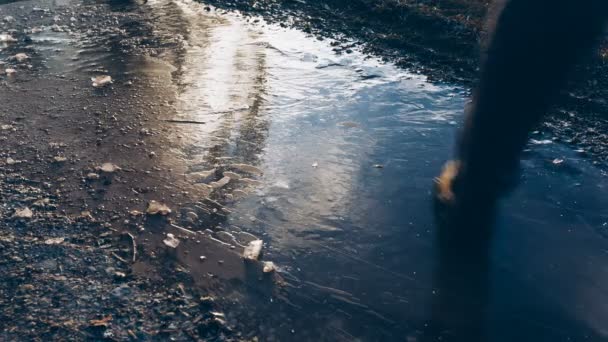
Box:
243 240 263 260
91 75 112 87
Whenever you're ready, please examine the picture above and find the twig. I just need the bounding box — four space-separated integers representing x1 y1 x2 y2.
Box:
111 252 128 263
163 119 206 125
124 232 137 262
170 224 196 236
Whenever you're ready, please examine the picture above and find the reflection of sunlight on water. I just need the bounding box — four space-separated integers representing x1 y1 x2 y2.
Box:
143 0 464 254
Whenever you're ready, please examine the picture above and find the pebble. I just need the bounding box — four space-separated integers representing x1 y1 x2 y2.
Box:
86 172 100 180
97 162 120 173
163 233 180 249
263 261 276 273
14 207 33 219
11 53 29 63
146 201 171 215
91 75 113 87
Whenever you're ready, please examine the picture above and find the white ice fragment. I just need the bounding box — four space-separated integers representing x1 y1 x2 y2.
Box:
91 75 112 87
0 33 16 42
243 240 263 260
263 261 276 273
530 139 553 145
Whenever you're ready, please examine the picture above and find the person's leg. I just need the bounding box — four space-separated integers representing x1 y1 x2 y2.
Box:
439 0 608 211
431 1 608 340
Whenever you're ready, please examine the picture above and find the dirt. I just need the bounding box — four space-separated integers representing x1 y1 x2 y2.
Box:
0 0 278 340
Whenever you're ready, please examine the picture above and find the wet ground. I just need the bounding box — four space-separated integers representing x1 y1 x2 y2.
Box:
1 0 608 341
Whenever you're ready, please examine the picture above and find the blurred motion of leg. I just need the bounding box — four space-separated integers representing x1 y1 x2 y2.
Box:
429 161 495 342
431 0 608 340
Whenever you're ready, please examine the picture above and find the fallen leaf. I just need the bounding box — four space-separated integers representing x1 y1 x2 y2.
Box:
45 237 65 245
146 201 171 215
14 207 33 219
89 315 113 327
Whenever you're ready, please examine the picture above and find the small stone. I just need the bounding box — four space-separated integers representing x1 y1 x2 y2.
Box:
111 284 131 299
44 237 65 245
185 211 198 222
14 207 33 219
97 162 120 173
0 34 17 43
53 156 67 163
146 201 171 215
32 198 50 208
86 172 100 180
263 261 276 273
312 161 318 168
199 255 207 261
91 75 112 87
163 233 180 248
10 53 29 63
6 157 16 165
200 296 214 304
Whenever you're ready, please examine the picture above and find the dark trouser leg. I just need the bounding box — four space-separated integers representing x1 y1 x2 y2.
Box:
458 0 608 200
430 1 608 341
